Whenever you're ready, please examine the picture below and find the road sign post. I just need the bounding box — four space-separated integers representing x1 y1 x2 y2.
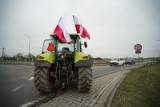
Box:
134 44 142 63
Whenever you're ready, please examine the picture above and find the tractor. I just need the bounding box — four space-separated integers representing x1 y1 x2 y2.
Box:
34 34 93 93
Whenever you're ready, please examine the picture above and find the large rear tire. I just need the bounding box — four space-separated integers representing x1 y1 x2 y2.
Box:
34 67 54 93
78 66 92 92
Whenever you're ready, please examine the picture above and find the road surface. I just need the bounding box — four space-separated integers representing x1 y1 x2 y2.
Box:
0 63 143 107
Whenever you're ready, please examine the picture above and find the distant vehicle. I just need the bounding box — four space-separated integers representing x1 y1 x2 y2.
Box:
125 58 135 65
110 59 125 66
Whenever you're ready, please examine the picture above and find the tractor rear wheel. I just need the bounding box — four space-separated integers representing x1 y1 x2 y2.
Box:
78 66 92 92
34 67 54 93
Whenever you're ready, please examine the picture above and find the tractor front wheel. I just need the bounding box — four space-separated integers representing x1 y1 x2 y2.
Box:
78 66 92 92
34 67 54 93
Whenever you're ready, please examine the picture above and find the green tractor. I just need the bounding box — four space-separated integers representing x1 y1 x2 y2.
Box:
34 34 93 93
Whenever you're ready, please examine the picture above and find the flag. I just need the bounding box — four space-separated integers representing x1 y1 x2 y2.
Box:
73 15 90 40
54 17 71 44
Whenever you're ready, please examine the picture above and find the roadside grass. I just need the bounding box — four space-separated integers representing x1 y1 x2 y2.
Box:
111 64 160 107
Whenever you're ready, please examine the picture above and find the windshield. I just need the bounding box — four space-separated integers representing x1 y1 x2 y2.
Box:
57 40 79 52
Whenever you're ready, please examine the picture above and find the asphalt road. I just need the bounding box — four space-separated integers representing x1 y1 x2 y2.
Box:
0 65 40 107
0 63 142 107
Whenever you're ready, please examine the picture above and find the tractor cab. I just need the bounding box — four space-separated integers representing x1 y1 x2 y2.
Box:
42 34 87 54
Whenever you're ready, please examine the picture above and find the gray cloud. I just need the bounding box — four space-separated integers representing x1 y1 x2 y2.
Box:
0 0 160 58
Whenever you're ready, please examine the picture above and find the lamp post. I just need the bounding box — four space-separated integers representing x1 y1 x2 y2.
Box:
2 47 6 60
156 40 160 57
24 34 31 61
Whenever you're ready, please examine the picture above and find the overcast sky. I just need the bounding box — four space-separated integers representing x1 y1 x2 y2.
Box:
0 0 160 58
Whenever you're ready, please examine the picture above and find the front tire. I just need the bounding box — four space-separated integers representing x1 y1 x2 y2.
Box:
34 67 54 93
78 66 92 93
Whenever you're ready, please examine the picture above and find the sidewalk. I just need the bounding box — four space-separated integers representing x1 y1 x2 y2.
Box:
40 70 129 107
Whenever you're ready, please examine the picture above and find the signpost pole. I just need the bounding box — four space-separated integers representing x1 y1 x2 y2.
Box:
134 44 142 66
138 53 139 65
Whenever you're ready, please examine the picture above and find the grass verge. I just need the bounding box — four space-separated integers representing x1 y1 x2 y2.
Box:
111 64 160 107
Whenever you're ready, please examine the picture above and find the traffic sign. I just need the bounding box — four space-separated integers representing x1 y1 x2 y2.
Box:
135 50 141 54
134 44 142 50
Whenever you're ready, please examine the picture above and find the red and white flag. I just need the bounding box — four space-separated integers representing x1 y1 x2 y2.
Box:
54 17 71 44
73 15 90 40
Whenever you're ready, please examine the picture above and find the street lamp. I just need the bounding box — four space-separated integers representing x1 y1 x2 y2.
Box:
156 40 160 57
2 47 6 60
24 34 31 61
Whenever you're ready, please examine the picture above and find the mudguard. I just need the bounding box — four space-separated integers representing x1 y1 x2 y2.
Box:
74 51 93 67
34 51 56 67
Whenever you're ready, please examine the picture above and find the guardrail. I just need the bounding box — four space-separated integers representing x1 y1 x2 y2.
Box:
93 60 109 66
0 61 34 66
0 60 159 67
142 61 158 67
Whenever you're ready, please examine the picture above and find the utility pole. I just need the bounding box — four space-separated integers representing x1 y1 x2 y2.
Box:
24 34 31 61
2 47 6 60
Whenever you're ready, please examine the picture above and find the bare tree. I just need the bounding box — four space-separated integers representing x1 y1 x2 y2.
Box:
16 53 23 60
24 53 35 61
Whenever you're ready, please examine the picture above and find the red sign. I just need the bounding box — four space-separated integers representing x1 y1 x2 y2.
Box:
134 44 142 50
135 50 141 54
47 43 56 51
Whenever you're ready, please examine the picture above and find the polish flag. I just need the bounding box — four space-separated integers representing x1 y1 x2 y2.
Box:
73 15 90 40
54 17 71 44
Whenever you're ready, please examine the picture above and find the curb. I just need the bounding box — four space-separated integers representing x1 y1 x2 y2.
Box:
105 74 126 107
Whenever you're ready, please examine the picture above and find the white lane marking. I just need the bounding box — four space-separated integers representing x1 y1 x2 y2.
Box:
28 76 34 80
11 84 24 92
20 96 45 107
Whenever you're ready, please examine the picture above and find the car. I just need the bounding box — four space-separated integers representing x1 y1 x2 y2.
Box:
110 58 125 66
125 58 135 65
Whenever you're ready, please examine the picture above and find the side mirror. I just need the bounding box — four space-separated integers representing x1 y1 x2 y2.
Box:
84 42 87 48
